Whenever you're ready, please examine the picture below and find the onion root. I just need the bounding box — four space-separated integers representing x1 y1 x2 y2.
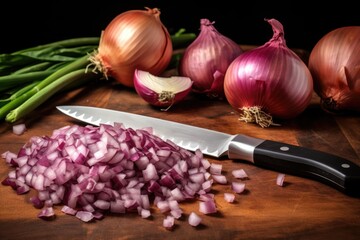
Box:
239 106 280 128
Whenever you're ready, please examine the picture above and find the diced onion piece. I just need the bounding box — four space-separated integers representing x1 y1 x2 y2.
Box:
188 212 202 227
276 173 286 186
61 205 78 215
76 211 94 222
224 193 236 203
199 199 217 214
140 209 151 218
163 215 175 229
37 207 55 219
209 163 222 175
211 174 227 184
231 169 248 179
232 182 245 194
12 123 26 135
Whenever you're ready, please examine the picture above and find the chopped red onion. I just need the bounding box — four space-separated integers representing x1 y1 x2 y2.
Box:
76 211 94 222
224 193 235 203
211 174 227 184
12 123 26 135
61 205 78 215
232 182 246 194
209 163 222 175
37 207 55 219
276 173 286 186
231 169 248 179
140 208 151 218
199 199 217 214
188 212 202 227
163 215 175 229
1 123 216 224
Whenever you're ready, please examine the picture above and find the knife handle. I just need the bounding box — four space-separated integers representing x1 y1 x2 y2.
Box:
228 135 360 197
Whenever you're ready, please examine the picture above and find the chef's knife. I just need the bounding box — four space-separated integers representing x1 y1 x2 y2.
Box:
56 105 360 197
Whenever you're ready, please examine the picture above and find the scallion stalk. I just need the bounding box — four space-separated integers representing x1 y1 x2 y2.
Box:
0 70 56 91
0 55 92 121
6 69 98 123
0 81 40 107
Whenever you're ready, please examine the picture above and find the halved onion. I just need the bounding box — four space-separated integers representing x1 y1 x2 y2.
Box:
133 69 193 109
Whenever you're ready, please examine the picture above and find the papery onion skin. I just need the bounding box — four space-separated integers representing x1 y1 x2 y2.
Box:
133 69 193 109
93 7 173 87
224 18 313 126
308 26 360 113
178 18 243 99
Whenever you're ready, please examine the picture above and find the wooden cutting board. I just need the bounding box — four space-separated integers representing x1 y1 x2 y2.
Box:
1 64 360 240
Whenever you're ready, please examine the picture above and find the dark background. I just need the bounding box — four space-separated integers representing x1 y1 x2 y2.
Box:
1 1 359 53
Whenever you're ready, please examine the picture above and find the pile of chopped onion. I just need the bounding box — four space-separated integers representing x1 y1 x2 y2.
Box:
1 123 219 225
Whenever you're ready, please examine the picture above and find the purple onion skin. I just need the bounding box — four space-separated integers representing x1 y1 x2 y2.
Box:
179 19 243 99
224 18 313 120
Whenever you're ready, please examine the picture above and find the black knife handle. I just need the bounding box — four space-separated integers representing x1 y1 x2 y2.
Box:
228 135 360 197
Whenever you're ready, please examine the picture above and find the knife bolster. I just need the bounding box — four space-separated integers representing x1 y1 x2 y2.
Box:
228 134 265 163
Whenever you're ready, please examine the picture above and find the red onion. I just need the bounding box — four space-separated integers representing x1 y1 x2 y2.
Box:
163 215 175 229
231 182 246 194
211 174 227 184
12 123 26 135
231 168 248 179
224 193 235 203
224 18 313 127
90 7 173 87
178 18 244 99
199 198 217 214
188 212 202 226
308 26 360 113
133 69 193 110
276 173 286 186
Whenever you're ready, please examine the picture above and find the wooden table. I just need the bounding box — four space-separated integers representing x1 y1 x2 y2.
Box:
1 69 360 240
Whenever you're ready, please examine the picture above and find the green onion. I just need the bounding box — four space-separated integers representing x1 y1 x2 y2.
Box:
0 81 39 107
6 69 98 123
0 55 91 121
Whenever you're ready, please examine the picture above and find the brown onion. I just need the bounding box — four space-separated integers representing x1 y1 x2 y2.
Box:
90 7 173 87
308 26 360 113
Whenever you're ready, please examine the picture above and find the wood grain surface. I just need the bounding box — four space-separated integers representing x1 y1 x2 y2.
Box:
1 62 360 240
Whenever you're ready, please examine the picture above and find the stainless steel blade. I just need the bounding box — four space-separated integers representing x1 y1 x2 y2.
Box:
56 105 235 157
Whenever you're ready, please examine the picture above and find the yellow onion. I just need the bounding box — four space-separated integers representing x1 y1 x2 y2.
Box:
224 18 313 127
178 19 243 99
308 26 360 113
91 7 173 87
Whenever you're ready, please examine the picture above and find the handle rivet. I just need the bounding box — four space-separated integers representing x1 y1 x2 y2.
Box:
280 146 289 151
341 163 350 168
